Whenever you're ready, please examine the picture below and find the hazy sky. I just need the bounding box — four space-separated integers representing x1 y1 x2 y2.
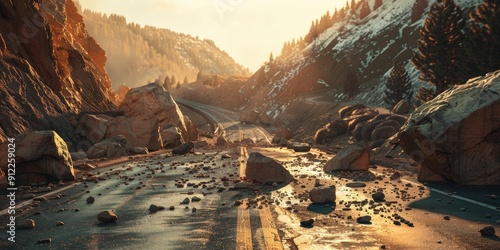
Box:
79 0 345 72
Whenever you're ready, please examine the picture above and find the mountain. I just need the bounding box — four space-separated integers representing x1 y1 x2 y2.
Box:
78 6 250 89
0 0 117 143
238 0 482 120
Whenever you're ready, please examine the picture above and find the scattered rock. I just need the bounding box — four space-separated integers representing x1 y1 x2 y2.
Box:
323 143 370 172
191 196 202 202
288 142 311 152
356 215 371 224
245 152 294 183
149 204 160 213
97 210 118 223
372 192 385 202
18 219 36 229
346 182 367 188
479 226 496 236
70 151 88 161
300 219 314 228
56 221 64 226
160 125 183 148
36 238 52 245
172 142 194 155
86 196 95 204
180 198 190 204
309 185 336 204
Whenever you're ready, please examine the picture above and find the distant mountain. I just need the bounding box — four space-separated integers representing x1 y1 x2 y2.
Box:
78 5 250 89
239 0 481 119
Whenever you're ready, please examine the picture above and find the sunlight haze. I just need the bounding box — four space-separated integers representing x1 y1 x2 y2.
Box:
79 0 345 72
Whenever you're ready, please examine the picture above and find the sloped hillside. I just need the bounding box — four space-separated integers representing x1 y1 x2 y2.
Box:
79 7 250 89
241 0 481 119
0 0 117 143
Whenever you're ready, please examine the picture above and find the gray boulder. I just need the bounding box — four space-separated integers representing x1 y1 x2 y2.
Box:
106 115 162 151
0 131 75 185
399 70 500 185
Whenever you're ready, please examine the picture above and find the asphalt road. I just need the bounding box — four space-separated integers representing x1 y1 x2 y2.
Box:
1 101 499 249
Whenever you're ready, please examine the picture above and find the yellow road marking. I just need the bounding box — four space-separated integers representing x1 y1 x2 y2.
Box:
259 206 284 250
236 146 252 250
239 146 248 179
236 206 253 250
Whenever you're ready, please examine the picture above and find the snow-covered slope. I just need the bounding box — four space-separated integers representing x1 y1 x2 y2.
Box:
243 0 482 117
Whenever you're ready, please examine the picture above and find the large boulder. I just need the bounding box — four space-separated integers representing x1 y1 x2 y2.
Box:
399 70 500 185
324 143 370 172
79 114 108 144
288 142 311 152
118 83 189 140
106 115 162 151
245 152 294 183
172 142 194 155
0 131 75 185
314 120 348 144
86 135 135 159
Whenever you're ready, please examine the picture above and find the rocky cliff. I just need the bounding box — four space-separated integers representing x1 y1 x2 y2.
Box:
0 0 117 144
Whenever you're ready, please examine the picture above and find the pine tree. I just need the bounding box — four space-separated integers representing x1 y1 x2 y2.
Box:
411 0 428 23
163 74 171 89
464 0 500 77
196 70 203 81
374 0 383 11
384 61 412 107
269 52 274 63
343 69 360 97
359 0 371 19
412 0 466 102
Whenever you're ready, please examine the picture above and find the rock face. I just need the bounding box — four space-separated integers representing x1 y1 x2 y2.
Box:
0 131 75 185
106 115 162 151
399 71 500 185
118 83 190 141
309 186 336 204
0 0 117 143
86 136 135 159
324 143 370 172
245 152 294 183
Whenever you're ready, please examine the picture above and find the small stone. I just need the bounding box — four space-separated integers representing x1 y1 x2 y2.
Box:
372 192 385 202
393 221 401 226
444 216 450 220
97 210 118 223
191 196 202 202
346 182 366 188
192 207 197 213
56 221 64 226
169 206 175 211
36 238 52 245
18 219 36 229
181 198 190 204
479 226 496 236
149 204 159 213
357 215 371 224
300 219 314 227
86 196 95 204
